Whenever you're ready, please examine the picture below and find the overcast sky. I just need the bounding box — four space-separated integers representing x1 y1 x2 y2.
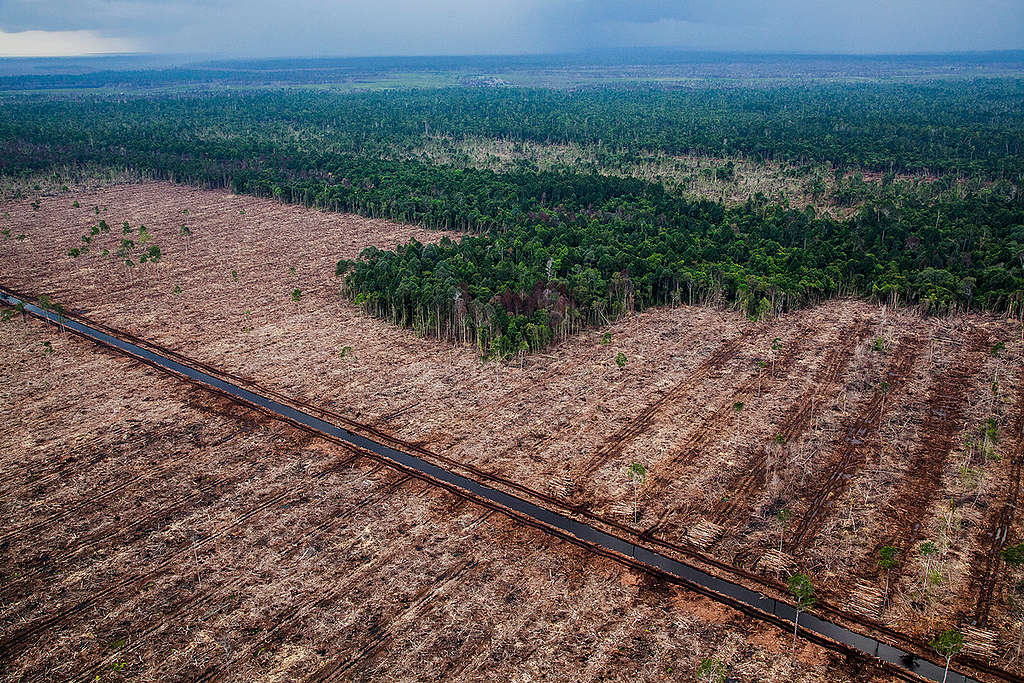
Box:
1 0 1023 58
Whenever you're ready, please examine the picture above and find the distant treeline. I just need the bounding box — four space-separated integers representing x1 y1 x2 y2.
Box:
1 85 1022 356
3 83 1023 176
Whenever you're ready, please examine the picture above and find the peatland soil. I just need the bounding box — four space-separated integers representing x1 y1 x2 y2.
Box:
2 182 1022 678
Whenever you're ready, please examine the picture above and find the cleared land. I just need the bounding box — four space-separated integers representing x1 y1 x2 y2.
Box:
2 183 1023 676
1 314 875 682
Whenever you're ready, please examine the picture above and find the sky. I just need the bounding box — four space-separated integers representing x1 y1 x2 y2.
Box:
1 0 1023 58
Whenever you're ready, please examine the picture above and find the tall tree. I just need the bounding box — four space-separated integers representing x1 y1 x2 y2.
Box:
787 573 816 654
878 545 898 610
929 629 964 683
626 462 647 524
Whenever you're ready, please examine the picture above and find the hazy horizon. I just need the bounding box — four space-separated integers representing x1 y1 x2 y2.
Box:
7 47 1024 62
2 1 1023 58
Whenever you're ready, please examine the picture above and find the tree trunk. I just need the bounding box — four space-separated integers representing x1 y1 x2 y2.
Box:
633 480 639 524
792 610 800 653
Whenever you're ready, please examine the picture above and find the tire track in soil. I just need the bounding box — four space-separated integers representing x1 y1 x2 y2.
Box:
634 314 822 534
969 379 1024 627
788 338 922 552
188 475 430 682
324 523 548 683
2 448 113 505
69 471 419 682
301 559 482 683
0 399 254 543
2 485 232 602
0 428 284 601
0 421 186 513
311 517 509 683
575 328 756 483
446 552 631 681
193 506 495 683
710 319 873 529
442 587 549 680
857 328 990 582
390 534 552 681
0 453 356 663
421 319 734 499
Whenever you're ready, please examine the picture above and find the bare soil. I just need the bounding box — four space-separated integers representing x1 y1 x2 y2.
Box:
2 182 1023 674
1 316 878 682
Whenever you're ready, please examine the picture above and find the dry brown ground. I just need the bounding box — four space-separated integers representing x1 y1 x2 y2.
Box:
0 316 875 682
2 183 1023 670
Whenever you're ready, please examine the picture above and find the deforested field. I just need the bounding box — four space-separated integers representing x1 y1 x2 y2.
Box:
0 310 880 682
2 183 1022 679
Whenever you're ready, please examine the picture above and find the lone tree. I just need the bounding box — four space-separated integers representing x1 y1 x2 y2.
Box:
626 461 647 524
770 337 782 376
930 629 964 683
787 573 816 653
291 288 302 307
775 508 792 578
919 540 938 590
775 507 792 554
615 351 627 369
37 295 53 328
755 359 767 396
180 224 192 253
878 545 898 609
51 302 68 336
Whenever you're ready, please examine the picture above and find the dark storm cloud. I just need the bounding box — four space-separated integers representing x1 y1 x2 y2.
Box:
1 0 1022 57
537 0 1024 54
545 0 765 26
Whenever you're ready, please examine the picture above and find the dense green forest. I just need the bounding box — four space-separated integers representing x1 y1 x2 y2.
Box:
1 81 1022 357
3 83 1023 176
